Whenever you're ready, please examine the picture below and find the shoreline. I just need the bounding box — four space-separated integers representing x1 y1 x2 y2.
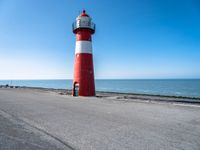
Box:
1 85 200 105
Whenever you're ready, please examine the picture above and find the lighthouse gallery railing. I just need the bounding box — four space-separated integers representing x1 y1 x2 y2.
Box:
72 22 95 31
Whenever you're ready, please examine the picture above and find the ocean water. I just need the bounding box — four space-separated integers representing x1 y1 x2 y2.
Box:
0 79 200 98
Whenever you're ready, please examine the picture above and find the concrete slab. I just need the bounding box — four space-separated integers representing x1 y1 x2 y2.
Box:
0 88 200 150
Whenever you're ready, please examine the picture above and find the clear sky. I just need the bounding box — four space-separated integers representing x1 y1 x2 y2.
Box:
0 0 200 79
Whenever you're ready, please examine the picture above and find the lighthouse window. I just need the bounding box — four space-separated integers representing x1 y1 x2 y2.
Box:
77 19 81 27
82 21 87 27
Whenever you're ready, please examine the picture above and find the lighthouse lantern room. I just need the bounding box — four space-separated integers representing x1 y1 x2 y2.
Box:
72 10 96 96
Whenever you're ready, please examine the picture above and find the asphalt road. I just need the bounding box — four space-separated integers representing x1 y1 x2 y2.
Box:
0 88 200 150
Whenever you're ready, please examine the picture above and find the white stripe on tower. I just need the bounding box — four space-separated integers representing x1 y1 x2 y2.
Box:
75 41 93 54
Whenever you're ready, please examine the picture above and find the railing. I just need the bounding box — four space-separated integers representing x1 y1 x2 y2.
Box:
72 21 95 32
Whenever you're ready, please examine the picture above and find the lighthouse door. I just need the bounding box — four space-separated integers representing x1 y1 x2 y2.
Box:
74 83 79 96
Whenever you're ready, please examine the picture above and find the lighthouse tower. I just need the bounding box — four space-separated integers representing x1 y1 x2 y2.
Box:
72 10 96 96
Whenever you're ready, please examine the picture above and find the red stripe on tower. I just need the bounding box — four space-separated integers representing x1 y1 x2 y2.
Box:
72 10 96 96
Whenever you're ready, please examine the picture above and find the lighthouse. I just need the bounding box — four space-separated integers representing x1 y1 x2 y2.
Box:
72 10 96 96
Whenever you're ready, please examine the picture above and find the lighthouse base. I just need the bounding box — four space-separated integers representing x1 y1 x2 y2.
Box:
72 53 95 97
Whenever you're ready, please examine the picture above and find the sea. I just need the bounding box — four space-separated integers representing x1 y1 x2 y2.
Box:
0 79 200 98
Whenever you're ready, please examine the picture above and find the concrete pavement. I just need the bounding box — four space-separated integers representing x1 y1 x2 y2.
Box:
0 88 200 150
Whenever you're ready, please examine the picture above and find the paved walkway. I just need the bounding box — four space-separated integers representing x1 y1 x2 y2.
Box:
0 88 200 150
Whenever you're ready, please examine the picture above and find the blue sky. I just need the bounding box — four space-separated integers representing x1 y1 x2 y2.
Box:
0 0 200 79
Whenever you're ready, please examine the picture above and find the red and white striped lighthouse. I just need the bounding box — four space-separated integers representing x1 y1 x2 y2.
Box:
72 10 96 96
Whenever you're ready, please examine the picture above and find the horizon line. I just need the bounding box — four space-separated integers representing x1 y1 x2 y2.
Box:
0 78 200 80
